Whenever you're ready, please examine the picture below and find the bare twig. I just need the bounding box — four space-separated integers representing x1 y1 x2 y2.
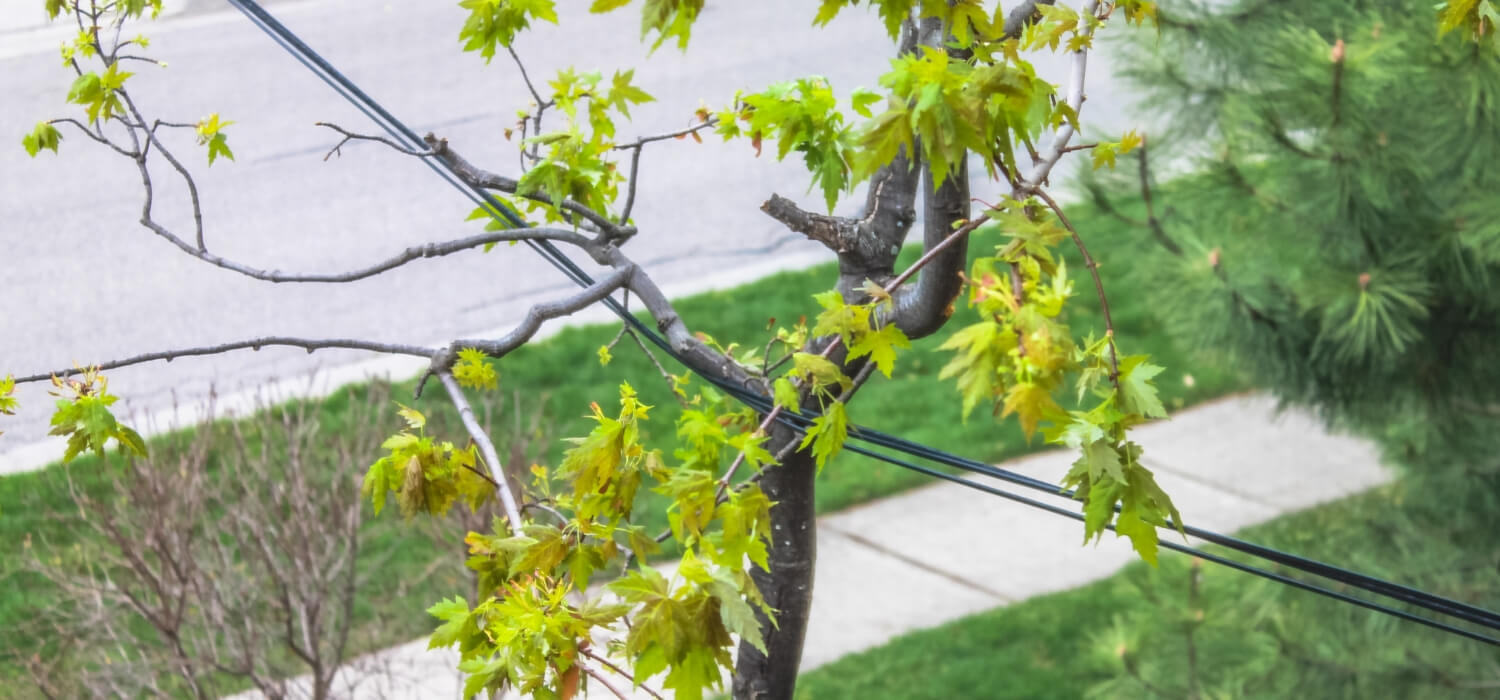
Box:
315 121 433 160
885 215 987 292
580 648 666 700
47 117 138 157
1019 0 1102 192
616 118 716 224
13 337 434 385
419 264 636 396
1035 188 1120 385
425 134 634 240
1136 134 1183 256
580 661 631 700
439 372 525 537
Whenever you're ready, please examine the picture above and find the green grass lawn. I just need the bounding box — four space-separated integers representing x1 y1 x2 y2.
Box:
795 432 1500 699
0 205 1246 689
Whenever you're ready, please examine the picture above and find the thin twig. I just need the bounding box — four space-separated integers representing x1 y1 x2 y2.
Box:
886 216 988 292
418 265 637 397
580 648 666 700
439 372 524 537
617 118 716 223
315 122 433 160
580 661 631 700
1034 188 1120 385
13 337 435 385
714 405 783 499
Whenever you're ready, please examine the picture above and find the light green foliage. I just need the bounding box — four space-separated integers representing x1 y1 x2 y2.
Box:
453 348 501 391
457 0 558 62
799 400 849 472
361 405 493 518
941 197 1180 562
636 0 705 51
195 113 235 166
586 0 705 51
1438 0 1500 40
45 367 147 464
860 44 1055 187
500 68 654 223
813 0 998 44
46 0 161 20
66 63 132 125
722 77 861 211
1089 130 1142 171
0 376 16 439
409 382 775 699
22 122 62 157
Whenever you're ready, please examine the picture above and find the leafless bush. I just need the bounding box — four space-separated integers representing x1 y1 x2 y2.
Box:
19 385 391 700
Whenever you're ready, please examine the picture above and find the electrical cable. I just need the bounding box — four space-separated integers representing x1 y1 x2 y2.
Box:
224 0 1500 644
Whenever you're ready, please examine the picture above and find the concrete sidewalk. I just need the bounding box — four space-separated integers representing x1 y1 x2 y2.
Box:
248 393 1390 699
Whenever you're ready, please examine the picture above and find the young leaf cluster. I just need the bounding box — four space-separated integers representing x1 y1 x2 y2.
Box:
45 367 148 463
457 0 559 62
360 405 495 518
941 199 1181 564
378 382 776 700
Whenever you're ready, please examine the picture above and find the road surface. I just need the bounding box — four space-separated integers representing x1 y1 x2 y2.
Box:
0 0 1159 469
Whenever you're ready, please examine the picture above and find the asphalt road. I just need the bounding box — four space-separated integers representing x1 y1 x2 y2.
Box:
0 0 1159 462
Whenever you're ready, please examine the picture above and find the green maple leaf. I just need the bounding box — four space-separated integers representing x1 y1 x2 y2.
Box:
1000 381 1060 440
772 377 802 414
427 596 472 649
848 323 911 378
799 400 848 471
1118 355 1168 418
1114 509 1159 566
453 348 499 391
22 122 62 157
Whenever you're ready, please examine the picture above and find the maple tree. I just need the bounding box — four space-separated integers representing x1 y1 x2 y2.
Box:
8 0 1494 697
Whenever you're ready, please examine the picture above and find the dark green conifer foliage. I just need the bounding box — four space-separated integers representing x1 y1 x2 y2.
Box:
1089 0 1500 432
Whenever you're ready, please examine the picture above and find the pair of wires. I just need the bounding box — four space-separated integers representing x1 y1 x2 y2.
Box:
225 0 1500 648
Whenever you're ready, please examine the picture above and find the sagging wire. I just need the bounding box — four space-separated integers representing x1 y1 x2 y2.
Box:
225 0 1500 645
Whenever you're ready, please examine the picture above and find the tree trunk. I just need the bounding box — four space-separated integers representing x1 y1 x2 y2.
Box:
732 422 818 699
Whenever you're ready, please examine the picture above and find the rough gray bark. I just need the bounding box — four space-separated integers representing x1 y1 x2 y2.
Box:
733 13 974 698
730 422 819 700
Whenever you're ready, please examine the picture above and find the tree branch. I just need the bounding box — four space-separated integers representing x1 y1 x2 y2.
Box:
890 152 970 339
315 121 433 160
438 372 524 537
424 134 636 241
1019 0 1101 192
156 223 589 284
617 118 717 223
419 265 637 395
1003 0 1060 39
579 648 665 700
1136 135 1183 256
1035 188 1120 385
13 338 435 385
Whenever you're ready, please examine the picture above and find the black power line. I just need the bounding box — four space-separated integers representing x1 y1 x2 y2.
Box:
225 0 1500 647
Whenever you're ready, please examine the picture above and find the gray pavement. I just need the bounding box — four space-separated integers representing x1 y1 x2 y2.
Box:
230 393 1391 699
0 1 1160 468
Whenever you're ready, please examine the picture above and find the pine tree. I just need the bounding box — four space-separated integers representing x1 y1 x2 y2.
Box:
1088 0 1500 434
1080 3 1500 696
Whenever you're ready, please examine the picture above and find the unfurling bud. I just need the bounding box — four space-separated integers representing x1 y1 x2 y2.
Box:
1208 247 1221 269
1331 38 1346 64
1358 272 1371 290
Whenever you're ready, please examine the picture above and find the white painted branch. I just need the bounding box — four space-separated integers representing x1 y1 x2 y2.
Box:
438 372 524 537
1021 0 1101 192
